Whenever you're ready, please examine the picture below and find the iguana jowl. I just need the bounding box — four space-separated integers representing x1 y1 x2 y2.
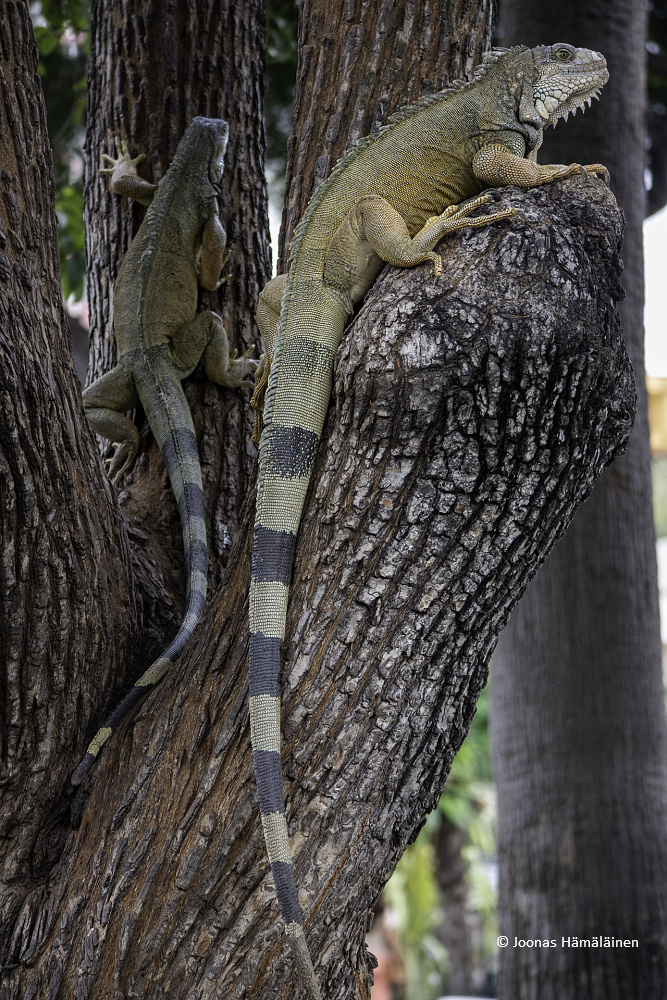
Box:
249 45 609 997
72 117 257 785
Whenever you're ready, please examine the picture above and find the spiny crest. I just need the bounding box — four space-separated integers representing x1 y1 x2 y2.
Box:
262 46 526 432
286 46 525 268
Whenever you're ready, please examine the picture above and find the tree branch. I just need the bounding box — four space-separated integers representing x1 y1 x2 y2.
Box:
4 175 633 999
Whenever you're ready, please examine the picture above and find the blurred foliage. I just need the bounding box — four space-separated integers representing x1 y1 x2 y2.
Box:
653 456 667 537
31 0 89 299
56 183 85 300
385 821 448 1000
385 689 497 999
265 1 298 169
34 2 297 294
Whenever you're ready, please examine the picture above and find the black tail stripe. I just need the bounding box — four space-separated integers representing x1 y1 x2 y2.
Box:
248 634 282 695
163 615 203 659
252 526 297 584
271 860 304 925
166 632 190 659
184 581 207 611
177 482 207 522
160 427 199 470
71 752 95 784
276 335 336 392
183 587 207 618
264 424 320 478
253 749 285 814
185 538 208 569
106 684 148 727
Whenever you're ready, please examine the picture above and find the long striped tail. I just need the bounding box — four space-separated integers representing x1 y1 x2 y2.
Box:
249 317 339 997
72 354 207 786
249 520 322 1000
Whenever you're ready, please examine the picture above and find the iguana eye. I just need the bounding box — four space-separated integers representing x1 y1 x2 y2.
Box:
555 48 571 61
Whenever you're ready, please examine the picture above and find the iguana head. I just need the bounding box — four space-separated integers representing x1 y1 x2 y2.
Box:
190 116 229 185
531 44 608 126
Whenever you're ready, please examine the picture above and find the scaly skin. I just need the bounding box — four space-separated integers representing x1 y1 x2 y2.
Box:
73 118 257 786
249 45 609 997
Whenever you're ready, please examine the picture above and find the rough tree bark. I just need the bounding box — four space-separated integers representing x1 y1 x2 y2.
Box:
84 0 270 641
0 2 636 999
491 3 667 997
0 0 137 957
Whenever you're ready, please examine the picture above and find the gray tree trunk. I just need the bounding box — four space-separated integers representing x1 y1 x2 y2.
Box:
0 2 637 998
491 3 667 998
433 818 474 995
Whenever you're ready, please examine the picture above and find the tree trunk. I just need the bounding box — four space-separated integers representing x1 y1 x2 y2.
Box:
491 3 667 998
77 0 271 745
0 3 637 999
0 0 137 952
433 818 474 996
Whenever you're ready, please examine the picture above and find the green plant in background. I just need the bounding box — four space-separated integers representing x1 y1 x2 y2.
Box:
32 0 89 300
55 182 85 300
265 0 298 165
652 457 667 538
385 690 497 999
36 2 298 293
385 815 448 1000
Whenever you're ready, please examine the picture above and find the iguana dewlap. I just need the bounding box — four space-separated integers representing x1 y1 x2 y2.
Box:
248 45 609 998
73 117 257 785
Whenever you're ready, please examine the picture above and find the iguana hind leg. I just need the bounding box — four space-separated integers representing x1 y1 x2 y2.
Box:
168 310 257 387
82 360 140 482
252 272 288 441
324 193 521 286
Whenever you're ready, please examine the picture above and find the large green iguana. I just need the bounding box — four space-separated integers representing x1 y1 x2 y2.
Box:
72 117 257 785
248 45 609 998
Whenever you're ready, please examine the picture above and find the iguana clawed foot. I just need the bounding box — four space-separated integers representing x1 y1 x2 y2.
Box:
100 137 157 206
541 161 610 186
107 437 139 485
250 354 271 444
582 163 610 184
423 194 522 277
224 345 260 389
100 137 146 182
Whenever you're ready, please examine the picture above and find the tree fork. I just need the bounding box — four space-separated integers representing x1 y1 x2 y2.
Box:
0 2 637 998
3 169 634 996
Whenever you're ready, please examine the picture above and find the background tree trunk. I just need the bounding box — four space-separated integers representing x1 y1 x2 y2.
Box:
0 0 136 957
83 0 271 652
491 2 667 997
433 818 474 995
0 3 639 999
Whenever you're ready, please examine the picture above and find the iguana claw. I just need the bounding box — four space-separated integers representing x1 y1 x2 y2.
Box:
100 137 146 177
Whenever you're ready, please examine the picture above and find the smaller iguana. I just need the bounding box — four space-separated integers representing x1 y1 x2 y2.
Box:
248 44 609 999
72 117 257 785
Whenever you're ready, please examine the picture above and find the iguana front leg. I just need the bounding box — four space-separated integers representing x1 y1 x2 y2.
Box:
472 142 609 188
198 208 231 291
100 137 158 206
